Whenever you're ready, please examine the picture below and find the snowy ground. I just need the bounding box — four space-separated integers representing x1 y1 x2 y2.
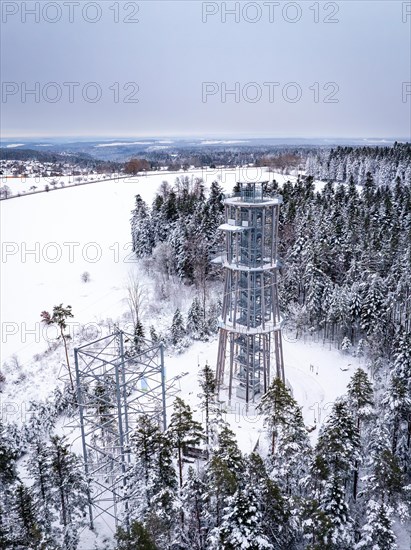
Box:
0 166 298 365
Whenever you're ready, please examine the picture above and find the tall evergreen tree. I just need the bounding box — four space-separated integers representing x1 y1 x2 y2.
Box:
258 378 311 494
346 368 374 499
313 399 361 488
215 487 273 550
180 467 208 550
171 309 186 345
48 436 88 541
116 519 158 550
198 363 219 448
13 483 43 548
167 398 204 487
356 500 397 550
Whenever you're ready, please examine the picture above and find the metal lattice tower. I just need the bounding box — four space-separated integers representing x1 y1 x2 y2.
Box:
73 329 167 530
216 182 284 403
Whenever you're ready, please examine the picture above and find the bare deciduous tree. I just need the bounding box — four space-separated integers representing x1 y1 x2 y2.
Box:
126 272 148 329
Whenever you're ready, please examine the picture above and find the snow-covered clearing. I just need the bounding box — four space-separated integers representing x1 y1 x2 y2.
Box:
1 166 358 448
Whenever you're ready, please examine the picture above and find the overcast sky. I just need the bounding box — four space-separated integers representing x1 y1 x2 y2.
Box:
1 0 410 138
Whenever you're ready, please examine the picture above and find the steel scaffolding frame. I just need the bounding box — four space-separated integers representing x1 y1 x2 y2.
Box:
216 182 285 403
73 329 167 531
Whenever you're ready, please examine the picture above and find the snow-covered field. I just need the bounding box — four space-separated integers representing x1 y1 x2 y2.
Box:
1 173 119 196
1 167 295 363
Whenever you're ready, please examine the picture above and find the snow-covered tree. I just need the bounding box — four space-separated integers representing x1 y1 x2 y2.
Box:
246 452 291 548
171 308 186 345
167 398 204 487
12 483 43 548
187 297 206 339
41 304 74 391
115 519 158 550
198 363 220 448
131 194 154 257
180 467 209 550
48 436 88 542
258 378 311 494
356 500 397 550
318 475 355 548
347 368 374 427
26 438 56 538
313 399 361 487
129 414 163 515
203 423 244 534
214 487 273 550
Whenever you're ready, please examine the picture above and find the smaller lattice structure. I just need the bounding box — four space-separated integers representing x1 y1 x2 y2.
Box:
73 329 166 530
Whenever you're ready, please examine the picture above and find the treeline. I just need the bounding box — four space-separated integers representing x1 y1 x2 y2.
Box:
305 142 411 187
131 168 410 361
131 176 224 284
2 357 409 548
270 173 410 360
0 387 88 549
0 148 123 173
142 146 310 171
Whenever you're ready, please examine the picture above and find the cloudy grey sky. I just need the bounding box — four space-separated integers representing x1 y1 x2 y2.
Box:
1 0 410 138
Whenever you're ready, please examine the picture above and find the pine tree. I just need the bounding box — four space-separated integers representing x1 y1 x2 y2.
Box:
365 425 403 503
258 378 311 494
246 453 291 548
115 519 158 550
205 455 238 531
198 363 219 448
130 414 162 513
0 501 12 549
314 399 361 486
131 194 154 257
48 436 88 541
360 274 385 338
171 308 186 345
187 297 205 339
167 398 204 487
302 497 333 550
356 500 397 550
180 467 208 550
212 424 243 475
0 420 18 485
204 423 243 532
41 304 74 391
346 368 374 499
0 422 20 548
383 372 411 457
318 474 354 548
149 325 159 343
13 483 43 548
384 332 411 464
146 434 178 548
258 378 295 456
341 336 351 353
133 319 145 353
216 487 273 550
27 438 56 539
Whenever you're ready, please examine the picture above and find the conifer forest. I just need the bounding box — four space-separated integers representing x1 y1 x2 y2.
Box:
1 143 410 549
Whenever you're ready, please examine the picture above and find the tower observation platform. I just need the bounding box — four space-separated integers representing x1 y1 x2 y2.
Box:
216 182 284 404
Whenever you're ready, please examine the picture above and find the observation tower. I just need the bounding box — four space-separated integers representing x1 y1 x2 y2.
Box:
216 182 284 403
